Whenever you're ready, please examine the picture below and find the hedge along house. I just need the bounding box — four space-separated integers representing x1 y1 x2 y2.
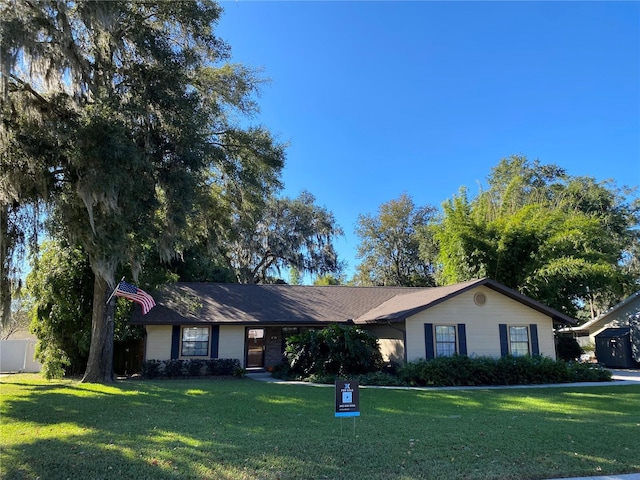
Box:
129 278 575 369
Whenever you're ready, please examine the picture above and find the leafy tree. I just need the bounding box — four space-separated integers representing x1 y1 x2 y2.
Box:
289 267 303 285
284 324 384 378
354 193 437 286
157 243 236 284
27 241 94 378
2 1 285 381
430 155 639 319
216 191 344 284
27 240 144 378
313 273 343 285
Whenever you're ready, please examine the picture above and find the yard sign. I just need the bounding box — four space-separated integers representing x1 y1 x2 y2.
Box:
335 380 360 417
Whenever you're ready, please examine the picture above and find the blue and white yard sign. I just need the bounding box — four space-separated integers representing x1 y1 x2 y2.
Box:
335 380 360 417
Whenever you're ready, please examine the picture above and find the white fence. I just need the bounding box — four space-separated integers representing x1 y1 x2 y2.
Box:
0 339 42 373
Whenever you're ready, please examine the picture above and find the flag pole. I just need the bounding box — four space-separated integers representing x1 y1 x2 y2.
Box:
106 276 126 305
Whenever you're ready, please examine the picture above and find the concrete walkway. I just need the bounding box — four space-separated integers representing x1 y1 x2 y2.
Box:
609 368 640 382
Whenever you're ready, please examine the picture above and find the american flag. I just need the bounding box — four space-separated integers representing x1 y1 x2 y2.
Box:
115 281 156 315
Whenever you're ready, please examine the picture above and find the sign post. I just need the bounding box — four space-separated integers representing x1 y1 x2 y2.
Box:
335 379 360 435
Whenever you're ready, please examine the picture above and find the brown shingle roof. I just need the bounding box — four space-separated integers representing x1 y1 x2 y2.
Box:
130 283 421 326
354 279 482 323
130 278 575 326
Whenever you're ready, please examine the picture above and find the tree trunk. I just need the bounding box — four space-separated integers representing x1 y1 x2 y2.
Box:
0 203 10 326
81 274 115 383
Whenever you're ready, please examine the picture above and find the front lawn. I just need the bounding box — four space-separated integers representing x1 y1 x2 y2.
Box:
1 374 639 479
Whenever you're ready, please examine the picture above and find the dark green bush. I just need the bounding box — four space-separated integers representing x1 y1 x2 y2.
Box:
467 356 497 385
276 353 612 386
207 358 241 376
356 371 406 386
494 355 569 385
284 323 384 377
398 355 488 386
397 358 426 386
567 362 612 382
270 361 291 379
556 336 584 362
141 360 161 379
164 359 184 378
140 358 241 379
397 355 607 387
187 359 205 377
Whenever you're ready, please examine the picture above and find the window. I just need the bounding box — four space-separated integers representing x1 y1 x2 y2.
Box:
181 326 210 357
435 325 457 357
509 326 530 357
425 323 467 359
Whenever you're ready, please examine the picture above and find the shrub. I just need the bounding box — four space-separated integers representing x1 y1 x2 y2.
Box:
141 360 161 379
233 367 247 377
567 362 612 382
467 356 497 385
556 336 583 362
284 323 384 377
186 359 205 377
356 371 406 386
207 358 241 376
493 355 564 385
397 355 606 387
397 358 427 386
140 359 241 379
38 348 71 380
270 361 291 379
164 359 184 378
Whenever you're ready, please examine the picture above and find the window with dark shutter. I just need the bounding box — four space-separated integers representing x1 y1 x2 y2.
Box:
424 323 434 359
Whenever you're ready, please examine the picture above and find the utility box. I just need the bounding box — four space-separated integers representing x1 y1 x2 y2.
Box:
595 327 639 369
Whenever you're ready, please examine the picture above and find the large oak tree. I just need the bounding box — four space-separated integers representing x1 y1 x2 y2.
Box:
215 190 344 284
1 1 285 381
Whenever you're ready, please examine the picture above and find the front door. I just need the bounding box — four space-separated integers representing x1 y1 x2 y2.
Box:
246 328 265 368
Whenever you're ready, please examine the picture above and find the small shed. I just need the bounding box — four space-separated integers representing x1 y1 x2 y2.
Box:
595 327 639 368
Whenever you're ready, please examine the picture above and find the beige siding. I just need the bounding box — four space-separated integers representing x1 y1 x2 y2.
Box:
145 325 246 364
145 325 172 360
364 323 405 364
406 286 556 362
219 325 246 367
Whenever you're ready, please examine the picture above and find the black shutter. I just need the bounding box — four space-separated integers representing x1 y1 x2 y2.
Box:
424 323 434 360
210 326 220 358
529 324 539 356
499 324 509 357
171 325 180 359
457 324 467 356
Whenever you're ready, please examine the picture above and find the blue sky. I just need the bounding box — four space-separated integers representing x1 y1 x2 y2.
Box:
216 1 640 280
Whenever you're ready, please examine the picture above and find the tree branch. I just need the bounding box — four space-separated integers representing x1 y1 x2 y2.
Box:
9 74 50 106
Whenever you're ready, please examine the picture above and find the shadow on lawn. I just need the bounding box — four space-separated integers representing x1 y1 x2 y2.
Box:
1 379 347 479
2 377 640 480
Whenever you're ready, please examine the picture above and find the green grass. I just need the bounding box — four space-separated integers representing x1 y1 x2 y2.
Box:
1 374 639 480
